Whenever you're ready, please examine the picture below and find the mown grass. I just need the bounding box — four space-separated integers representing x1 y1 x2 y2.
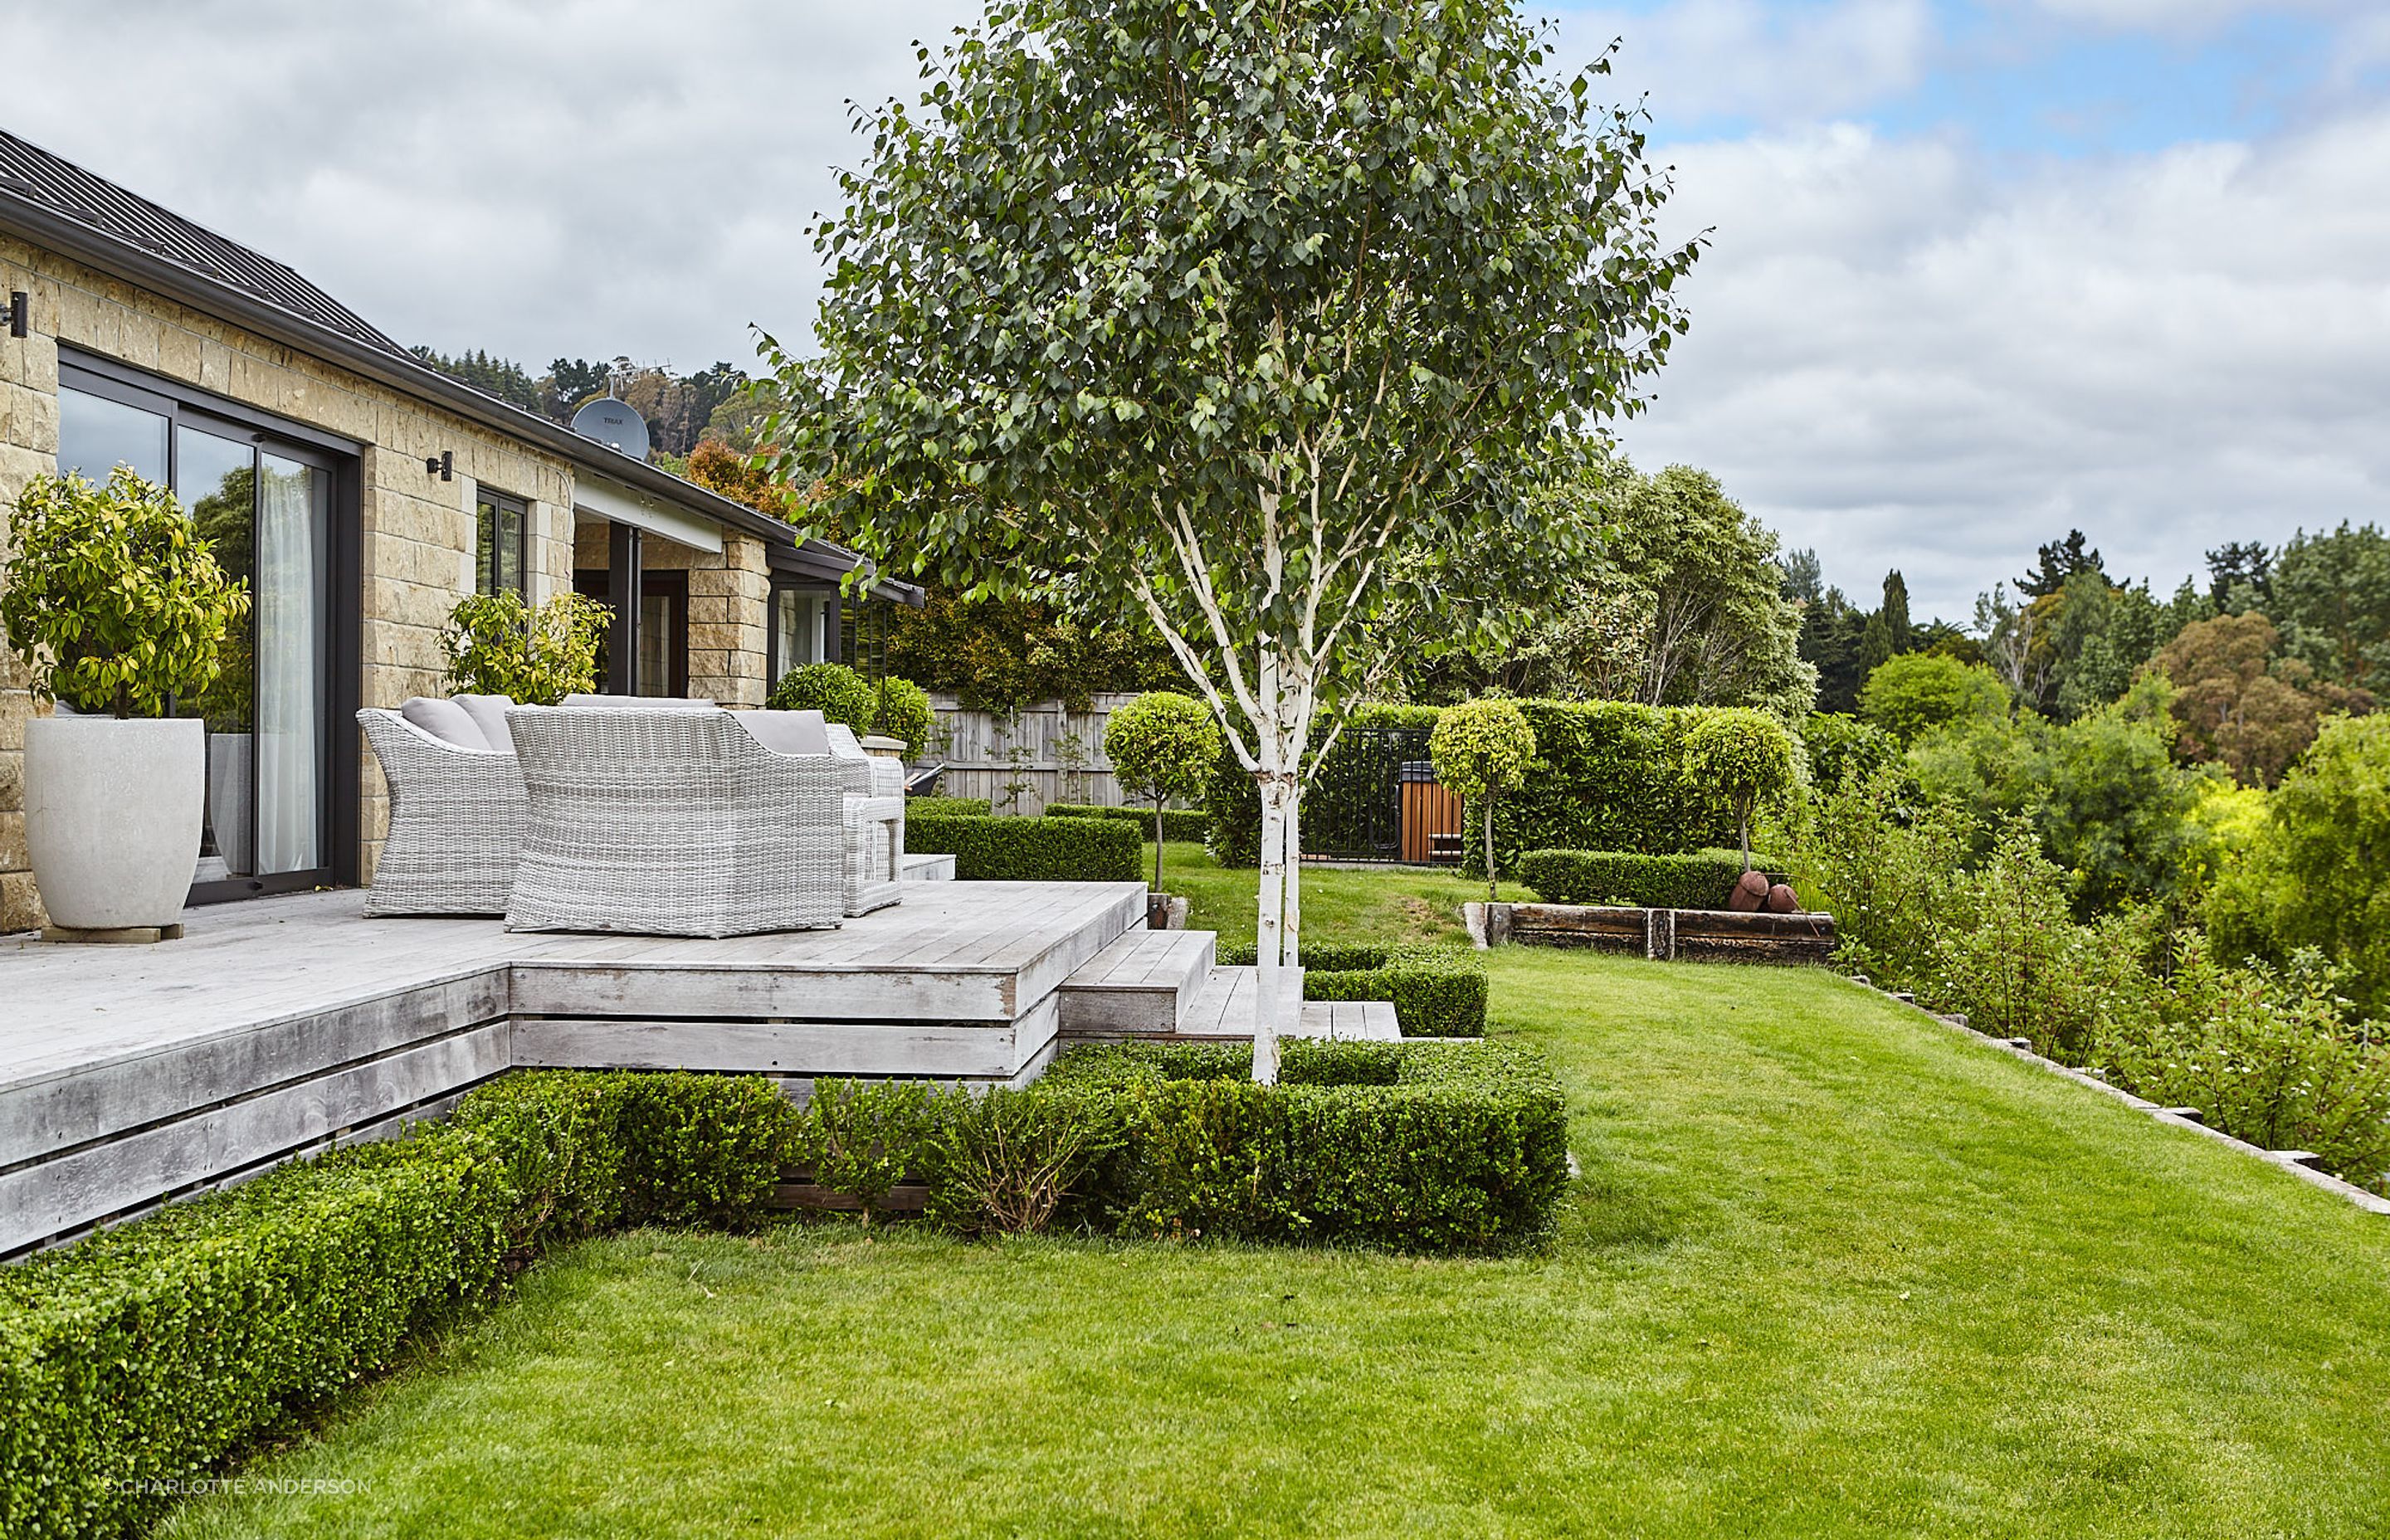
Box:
1163 840 1524 948
163 940 2390 1539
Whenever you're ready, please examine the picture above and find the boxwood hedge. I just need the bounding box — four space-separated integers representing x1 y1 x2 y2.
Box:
1046 802 1211 843
905 794 992 816
1041 1040 1568 1252
0 1071 793 1540
902 812 1144 882
1215 941 1486 1037
1517 850 1788 910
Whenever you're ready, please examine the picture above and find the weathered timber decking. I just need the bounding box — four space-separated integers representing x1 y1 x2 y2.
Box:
1 879 1143 1256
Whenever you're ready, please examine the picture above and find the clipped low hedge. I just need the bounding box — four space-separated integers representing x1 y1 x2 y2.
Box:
905 794 992 817
1046 802 1211 843
1515 849 1788 910
1216 941 1487 1037
0 1071 793 1540
903 812 1144 883
1042 1039 1568 1252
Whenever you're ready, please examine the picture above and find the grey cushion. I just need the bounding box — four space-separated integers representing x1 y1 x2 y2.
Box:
452 694 517 755
558 694 715 709
400 696 490 751
739 709 831 756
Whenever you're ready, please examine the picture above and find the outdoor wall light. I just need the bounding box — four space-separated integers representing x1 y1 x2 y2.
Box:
425 450 453 481
5 291 26 339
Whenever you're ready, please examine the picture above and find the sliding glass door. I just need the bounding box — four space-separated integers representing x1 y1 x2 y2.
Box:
58 367 343 899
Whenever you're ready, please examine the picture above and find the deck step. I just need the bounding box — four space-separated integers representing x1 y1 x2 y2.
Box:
1172 967 1398 1041
1056 928 1217 1034
899 852 955 882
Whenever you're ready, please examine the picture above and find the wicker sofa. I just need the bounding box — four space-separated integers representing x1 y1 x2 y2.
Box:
825 724 906 915
502 704 846 938
356 699 525 916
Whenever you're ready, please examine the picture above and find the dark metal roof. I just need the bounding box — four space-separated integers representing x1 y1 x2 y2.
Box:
0 128 406 358
0 127 920 607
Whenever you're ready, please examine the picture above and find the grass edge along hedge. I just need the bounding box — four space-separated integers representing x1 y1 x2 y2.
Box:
0 1071 791 1540
903 811 1143 882
1042 1039 1568 1252
1517 850 1790 910
1214 941 1487 1037
1046 802 1210 843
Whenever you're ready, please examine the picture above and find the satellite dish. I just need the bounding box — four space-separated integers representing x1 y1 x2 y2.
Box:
571 397 651 461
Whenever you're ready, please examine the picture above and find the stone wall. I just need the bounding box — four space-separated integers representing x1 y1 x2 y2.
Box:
0 236 578 916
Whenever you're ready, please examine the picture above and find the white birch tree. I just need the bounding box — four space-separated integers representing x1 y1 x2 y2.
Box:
764 0 1698 1080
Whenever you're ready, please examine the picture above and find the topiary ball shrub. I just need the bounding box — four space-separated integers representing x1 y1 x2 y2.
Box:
1431 698 1537 900
768 661 876 730
1683 709 1797 871
871 675 935 758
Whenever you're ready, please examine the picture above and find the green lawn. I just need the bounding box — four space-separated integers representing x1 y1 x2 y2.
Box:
1161 841 1525 948
161 941 2390 1539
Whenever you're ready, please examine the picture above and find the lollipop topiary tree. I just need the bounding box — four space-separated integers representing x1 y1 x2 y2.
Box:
1104 691 1220 895
1684 709 1797 871
1430 699 1537 904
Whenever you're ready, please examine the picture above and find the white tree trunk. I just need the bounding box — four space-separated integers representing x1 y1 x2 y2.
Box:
1254 772 1288 1086
1283 787 1302 970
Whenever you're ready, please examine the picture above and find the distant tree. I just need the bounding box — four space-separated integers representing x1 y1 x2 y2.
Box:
1860 652 2009 744
2269 522 2390 696
2204 714 2390 1013
1855 568 1914 679
1779 548 1823 605
1801 711 1900 791
1798 584 1868 714
2206 539 2273 613
2149 612 2372 787
1973 582 2047 706
2022 529 2105 598
543 358 612 422
411 346 545 415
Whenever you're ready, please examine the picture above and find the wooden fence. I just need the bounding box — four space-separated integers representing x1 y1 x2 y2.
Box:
921 693 1147 814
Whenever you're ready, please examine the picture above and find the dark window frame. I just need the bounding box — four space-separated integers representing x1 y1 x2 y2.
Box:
475 486 529 597
767 576 841 686
59 348 363 903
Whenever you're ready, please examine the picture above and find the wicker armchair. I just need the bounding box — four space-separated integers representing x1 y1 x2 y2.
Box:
357 707 526 916
503 706 846 938
825 724 905 915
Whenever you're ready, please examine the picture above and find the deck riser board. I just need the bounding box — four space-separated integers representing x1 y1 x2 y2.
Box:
0 971 510 1168
514 994 1061 1080
0 1025 510 1256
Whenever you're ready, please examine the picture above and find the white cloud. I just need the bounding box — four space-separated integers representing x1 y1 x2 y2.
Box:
1559 0 1934 123
5 0 981 369
1615 111 2390 618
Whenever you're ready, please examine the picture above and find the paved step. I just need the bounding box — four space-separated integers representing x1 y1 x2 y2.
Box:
899 852 955 882
1056 927 1217 1034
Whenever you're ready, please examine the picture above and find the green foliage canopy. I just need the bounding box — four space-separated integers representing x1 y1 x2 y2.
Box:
440 592 612 705
1859 652 2009 745
2 469 251 718
1428 699 1537 800
1683 709 1795 867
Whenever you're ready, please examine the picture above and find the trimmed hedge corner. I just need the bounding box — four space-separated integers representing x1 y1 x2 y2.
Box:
1046 802 1211 843
1516 849 1787 910
0 1071 795 1540
905 793 992 817
1041 1039 1568 1252
902 812 1144 882
1217 941 1487 1037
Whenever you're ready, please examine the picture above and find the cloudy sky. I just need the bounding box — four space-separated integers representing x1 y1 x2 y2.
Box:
7 1 2388 619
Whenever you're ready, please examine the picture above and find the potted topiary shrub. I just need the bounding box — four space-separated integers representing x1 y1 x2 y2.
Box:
440 590 613 704
1103 690 1220 928
769 660 936 763
1430 698 1537 904
2 469 250 935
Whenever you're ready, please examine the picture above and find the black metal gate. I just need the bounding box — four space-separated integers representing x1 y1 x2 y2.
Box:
1303 724 1449 864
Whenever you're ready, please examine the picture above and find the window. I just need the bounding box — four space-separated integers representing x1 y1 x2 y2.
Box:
770 583 836 685
476 490 528 597
56 357 347 899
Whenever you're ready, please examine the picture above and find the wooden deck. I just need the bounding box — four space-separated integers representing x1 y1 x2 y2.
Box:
0 880 1144 1256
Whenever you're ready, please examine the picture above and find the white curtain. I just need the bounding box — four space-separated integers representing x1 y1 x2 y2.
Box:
255 454 325 875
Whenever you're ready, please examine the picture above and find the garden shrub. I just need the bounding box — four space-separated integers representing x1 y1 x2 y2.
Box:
1214 942 1487 1037
767 660 876 728
906 794 992 816
1046 802 1211 842
1514 850 1787 910
903 812 1144 882
793 1079 948 1222
0 1070 799 1540
922 1084 1129 1236
1801 711 1900 790
1432 698 1538 896
1042 1040 1568 1252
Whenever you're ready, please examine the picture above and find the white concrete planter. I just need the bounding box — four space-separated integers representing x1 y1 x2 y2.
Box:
24 714 204 931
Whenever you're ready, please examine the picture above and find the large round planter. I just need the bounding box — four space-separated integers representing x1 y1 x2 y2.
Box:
24 714 204 931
